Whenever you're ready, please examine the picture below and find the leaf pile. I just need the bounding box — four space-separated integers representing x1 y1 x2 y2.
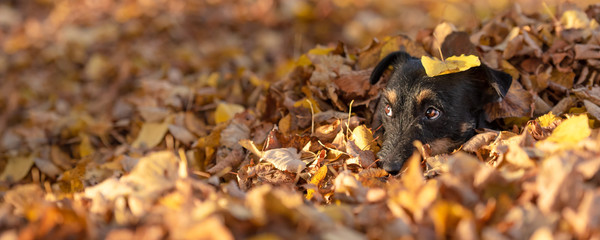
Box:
1 1 600 239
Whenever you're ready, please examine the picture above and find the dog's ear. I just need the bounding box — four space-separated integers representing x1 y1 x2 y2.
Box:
476 64 512 102
370 51 412 84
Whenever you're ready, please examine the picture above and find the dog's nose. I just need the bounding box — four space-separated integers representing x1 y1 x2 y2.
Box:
378 160 402 176
384 168 400 176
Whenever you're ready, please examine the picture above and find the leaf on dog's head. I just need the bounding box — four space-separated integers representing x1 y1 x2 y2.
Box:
421 54 480 77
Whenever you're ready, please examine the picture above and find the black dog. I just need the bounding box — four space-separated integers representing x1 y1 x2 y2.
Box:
370 51 512 175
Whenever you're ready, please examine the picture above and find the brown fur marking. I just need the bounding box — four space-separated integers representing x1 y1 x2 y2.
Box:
384 89 398 105
416 89 435 105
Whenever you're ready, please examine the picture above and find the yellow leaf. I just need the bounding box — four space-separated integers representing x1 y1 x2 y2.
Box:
544 114 591 144
537 112 560 128
560 9 590 29
402 153 424 193
84 54 111 81
279 114 292 134
199 72 219 88
132 116 172 149
308 47 334 55
421 54 481 77
249 75 270 89
293 98 321 113
0 155 35 182
351 125 378 152
295 54 312 67
215 102 245 124
306 165 328 200
430 201 472 239
79 134 94 158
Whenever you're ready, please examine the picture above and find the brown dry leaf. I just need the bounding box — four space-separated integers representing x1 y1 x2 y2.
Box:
573 86 600 106
34 157 62 178
574 44 600 60
179 216 235 240
505 143 535 168
167 124 196 145
314 119 342 142
0 154 35 183
334 170 367 203
345 140 375 168
122 151 180 200
584 100 600 120
563 189 600 237
333 69 372 100
357 35 428 70
260 147 306 173
138 106 170 123
207 148 244 175
441 31 479 58
3 184 45 216
462 131 499 152
220 120 250 150
536 155 582 214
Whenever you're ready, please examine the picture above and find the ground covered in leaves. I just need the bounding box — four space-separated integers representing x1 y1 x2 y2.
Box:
2 0 600 239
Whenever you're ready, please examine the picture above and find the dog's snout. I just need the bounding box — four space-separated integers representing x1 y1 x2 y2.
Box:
379 161 402 176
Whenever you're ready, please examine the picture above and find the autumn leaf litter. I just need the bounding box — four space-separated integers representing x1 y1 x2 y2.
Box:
1 1 600 239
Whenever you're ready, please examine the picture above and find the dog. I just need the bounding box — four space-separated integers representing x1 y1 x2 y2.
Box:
370 51 512 175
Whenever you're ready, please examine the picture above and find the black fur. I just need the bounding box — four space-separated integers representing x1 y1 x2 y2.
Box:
371 51 512 175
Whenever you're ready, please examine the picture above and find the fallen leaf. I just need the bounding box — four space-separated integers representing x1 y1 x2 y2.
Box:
421 54 481 77
462 131 499 152
306 165 328 200
215 102 245 124
132 116 172 149
560 9 591 29
260 147 306 172
0 154 35 183
537 112 561 128
167 124 196 145
350 125 378 152
334 170 367 203
543 114 591 145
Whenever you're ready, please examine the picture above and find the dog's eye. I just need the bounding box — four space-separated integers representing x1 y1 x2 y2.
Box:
384 104 393 117
425 107 441 120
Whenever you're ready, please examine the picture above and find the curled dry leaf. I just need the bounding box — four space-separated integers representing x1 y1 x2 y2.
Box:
346 139 375 168
207 148 244 175
462 131 499 152
260 147 306 173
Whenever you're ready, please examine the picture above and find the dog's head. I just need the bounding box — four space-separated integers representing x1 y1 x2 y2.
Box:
371 51 512 175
